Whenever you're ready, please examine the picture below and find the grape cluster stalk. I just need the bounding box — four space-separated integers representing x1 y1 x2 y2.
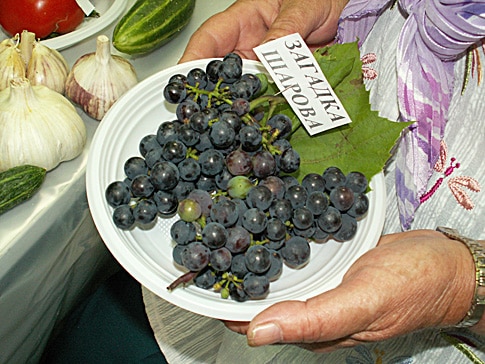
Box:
105 53 370 302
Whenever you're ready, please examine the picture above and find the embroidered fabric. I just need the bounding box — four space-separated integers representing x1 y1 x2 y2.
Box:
338 0 485 229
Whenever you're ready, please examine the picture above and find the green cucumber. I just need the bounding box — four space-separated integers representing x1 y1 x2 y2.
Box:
0 165 46 215
113 0 196 55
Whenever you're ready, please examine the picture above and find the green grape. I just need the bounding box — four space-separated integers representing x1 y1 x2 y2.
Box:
227 176 254 199
177 198 202 222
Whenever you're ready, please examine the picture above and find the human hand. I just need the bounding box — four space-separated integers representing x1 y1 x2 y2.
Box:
179 0 348 63
225 229 477 352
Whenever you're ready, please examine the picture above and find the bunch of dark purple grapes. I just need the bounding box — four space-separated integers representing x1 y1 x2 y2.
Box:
104 53 370 302
168 167 369 301
105 53 300 230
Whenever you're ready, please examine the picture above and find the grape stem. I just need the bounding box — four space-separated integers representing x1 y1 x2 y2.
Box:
167 271 199 290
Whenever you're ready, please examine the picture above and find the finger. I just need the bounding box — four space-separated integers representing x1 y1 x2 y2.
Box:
246 278 377 347
261 0 341 46
224 320 250 334
179 14 241 63
179 1 274 63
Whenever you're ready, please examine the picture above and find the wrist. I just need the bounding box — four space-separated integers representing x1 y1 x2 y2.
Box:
470 239 485 334
437 227 485 332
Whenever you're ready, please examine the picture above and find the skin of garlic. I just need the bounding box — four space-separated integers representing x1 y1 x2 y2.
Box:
65 35 138 120
27 40 70 94
0 78 87 172
0 38 25 91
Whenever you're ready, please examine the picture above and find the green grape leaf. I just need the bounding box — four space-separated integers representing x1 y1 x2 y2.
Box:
285 42 412 181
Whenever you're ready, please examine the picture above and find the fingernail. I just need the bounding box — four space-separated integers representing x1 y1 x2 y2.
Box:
248 322 282 346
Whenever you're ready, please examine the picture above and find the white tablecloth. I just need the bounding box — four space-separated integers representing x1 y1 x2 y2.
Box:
0 1 235 362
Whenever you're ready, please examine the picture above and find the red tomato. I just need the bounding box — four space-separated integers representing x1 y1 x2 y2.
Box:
0 0 85 39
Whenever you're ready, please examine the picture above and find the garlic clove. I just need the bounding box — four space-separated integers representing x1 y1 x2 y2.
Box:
27 39 70 94
0 77 87 172
0 37 25 91
65 34 138 120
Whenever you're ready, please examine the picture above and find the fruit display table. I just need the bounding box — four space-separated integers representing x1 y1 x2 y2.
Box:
0 1 235 362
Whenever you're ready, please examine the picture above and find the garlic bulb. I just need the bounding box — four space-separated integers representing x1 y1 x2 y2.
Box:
0 78 86 172
25 32 70 94
0 31 69 94
0 37 25 91
65 35 138 120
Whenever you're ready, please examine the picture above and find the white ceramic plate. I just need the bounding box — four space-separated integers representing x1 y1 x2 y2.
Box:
86 59 387 321
0 0 127 50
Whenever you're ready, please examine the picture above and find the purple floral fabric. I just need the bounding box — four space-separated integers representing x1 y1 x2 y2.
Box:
337 0 485 229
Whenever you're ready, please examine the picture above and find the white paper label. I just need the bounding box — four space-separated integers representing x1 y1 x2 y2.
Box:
76 0 96 16
253 33 351 136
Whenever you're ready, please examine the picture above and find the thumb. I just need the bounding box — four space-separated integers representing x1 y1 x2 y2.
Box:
246 279 376 346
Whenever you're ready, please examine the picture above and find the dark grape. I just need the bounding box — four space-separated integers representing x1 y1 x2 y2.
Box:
198 149 224 176
202 222 228 249
329 185 355 212
178 158 201 182
281 236 311 268
181 242 210 271
333 214 358 241
133 199 158 224
244 245 271 274
176 99 200 122
243 273 269 299
112 204 135 230
345 171 368 193
105 181 131 207
266 218 287 241
230 254 249 278
252 150 276 179
226 226 251 254
265 250 283 281
323 166 346 190
269 198 292 222
267 114 292 139
246 185 273 210
317 206 342 233
347 192 369 218
194 268 217 289
278 147 300 173
170 220 197 245
239 125 262 152
285 184 308 209
292 207 314 230
231 98 250 116
226 149 252 176
161 140 187 164
124 156 148 180
210 248 232 272
306 190 329 216
242 208 268 234
210 198 239 227
139 134 160 156
163 81 187 104
130 174 154 197
301 173 326 193
150 161 179 191
153 190 178 216
209 120 236 149
186 68 208 88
